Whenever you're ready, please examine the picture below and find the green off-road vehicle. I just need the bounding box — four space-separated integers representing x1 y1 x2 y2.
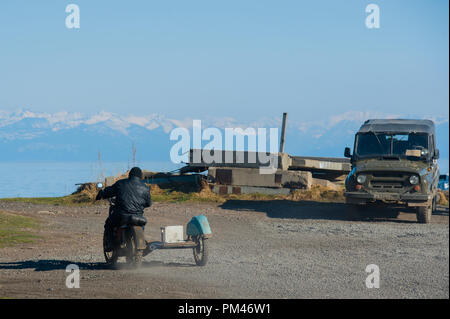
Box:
344 119 440 223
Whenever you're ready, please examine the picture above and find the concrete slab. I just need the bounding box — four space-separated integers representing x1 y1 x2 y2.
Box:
189 149 291 170
208 167 312 189
212 185 292 195
290 157 351 172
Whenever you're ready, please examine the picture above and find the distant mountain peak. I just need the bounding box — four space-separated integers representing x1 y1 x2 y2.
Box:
0 108 447 134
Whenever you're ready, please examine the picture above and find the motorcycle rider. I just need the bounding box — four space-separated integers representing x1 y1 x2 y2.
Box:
96 167 151 250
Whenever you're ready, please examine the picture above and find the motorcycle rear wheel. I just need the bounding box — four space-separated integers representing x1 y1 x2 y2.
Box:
103 231 118 266
126 233 143 268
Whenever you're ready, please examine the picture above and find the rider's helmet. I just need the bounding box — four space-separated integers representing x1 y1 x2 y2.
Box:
129 167 143 179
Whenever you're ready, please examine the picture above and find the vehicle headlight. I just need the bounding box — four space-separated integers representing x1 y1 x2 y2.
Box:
356 174 367 184
409 175 419 185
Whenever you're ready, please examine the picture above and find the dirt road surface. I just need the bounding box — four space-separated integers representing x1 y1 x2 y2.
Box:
0 200 448 299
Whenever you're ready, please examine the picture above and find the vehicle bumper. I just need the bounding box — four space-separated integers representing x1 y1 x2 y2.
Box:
344 191 431 206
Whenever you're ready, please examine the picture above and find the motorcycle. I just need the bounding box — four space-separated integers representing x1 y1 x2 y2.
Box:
96 182 211 268
97 182 147 268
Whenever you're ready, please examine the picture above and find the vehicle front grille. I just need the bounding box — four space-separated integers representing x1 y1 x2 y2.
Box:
372 172 405 178
371 181 404 189
367 171 410 191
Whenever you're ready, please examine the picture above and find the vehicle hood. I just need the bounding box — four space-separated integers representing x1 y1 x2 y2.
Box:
354 159 428 174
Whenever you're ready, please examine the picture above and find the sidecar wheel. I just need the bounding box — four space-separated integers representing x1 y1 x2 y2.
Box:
193 237 208 266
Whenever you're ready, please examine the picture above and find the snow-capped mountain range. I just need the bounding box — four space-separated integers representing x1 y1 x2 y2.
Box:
0 109 448 172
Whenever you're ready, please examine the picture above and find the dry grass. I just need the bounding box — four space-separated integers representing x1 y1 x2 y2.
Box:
149 184 164 195
190 180 224 202
225 192 283 201
438 190 449 207
71 183 99 202
288 185 345 202
149 181 224 203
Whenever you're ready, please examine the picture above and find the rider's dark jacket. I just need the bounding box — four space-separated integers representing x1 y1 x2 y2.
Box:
99 176 151 215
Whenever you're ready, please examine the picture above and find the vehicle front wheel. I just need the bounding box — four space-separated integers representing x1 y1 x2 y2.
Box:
416 206 432 224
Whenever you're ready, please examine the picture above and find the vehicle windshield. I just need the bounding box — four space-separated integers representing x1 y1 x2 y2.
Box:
355 132 429 159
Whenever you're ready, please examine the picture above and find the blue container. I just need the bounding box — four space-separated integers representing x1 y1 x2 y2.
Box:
438 174 449 191
186 215 212 238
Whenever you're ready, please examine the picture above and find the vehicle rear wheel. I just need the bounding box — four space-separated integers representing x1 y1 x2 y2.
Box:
193 237 208 266
416 206 432 224
432 195 438 213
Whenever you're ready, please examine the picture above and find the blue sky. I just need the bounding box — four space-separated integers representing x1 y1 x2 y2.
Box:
0 0 448 122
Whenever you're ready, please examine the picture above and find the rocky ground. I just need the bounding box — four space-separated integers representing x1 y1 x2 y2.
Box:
0 199 448 299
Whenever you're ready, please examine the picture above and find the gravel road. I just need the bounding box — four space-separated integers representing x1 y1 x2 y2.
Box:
0 199 448 298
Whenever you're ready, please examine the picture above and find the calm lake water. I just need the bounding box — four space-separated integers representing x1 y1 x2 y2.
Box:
1 160 448 199
0 161 181 198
